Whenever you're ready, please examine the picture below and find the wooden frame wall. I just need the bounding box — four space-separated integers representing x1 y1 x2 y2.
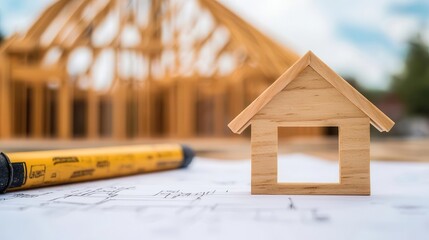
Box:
0 0 310 140
251 118 370 195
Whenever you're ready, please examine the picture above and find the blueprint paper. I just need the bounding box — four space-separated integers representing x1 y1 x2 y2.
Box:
0 154 428 240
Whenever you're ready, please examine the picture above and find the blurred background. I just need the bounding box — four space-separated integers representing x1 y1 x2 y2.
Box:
0 0 428 159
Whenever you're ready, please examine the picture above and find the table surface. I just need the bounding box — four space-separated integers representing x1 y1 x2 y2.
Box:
1 137 427 162
1 137 428 240
3 154 428 240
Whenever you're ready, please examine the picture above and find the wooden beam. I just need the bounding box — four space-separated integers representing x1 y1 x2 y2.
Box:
0 54 12 138
176 79 196 137
57 81 71 139
112 82 127 139
25 0 70 40
63 0 113 49
11 65 62 82
31 83 44 138
52 0 92 46
57 52 71 139
213 89 225 136
86 89 99 139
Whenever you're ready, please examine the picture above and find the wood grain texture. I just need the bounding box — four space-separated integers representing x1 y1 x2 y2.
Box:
308 52 394 132
87 89 99 139
0 53 12 138
228 51 394 134
339 118 370 194
31 83 44 138
245 61 374 195
251 118 370 195
254 66 366 122
228 53 310 134
0 0 303 140
251 120 278 193
10 66 62 82
112 83 127 139
57 82 71 139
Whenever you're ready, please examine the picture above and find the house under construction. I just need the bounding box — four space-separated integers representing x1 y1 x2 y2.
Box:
0 0 323 139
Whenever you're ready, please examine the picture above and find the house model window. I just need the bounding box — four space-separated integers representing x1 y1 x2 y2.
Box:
228 51 394 195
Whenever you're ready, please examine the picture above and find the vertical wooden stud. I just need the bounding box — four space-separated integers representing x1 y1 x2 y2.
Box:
87 89 99 138
57 78 71 139
112 82 127 139
251 119 278 194
339 118 371 195
31 83 44 138
0 55 12 138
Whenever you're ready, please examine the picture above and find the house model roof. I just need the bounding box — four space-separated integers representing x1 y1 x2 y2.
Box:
228 51 395 134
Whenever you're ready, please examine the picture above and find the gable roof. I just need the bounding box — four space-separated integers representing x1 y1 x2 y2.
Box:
228 51 395 134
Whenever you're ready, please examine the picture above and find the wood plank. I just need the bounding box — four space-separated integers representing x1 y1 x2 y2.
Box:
13 82 27 136
31 83 44 138
339 118 370 194
137 87 147 138
57 79 71 139
63 0 112 49
166 82 177 137
24 0 70 40
11 65 61 82
140 82 151 138
213 90 225 136
254 66 366 122
308 52 394 132
52 0 91 46
177 80 196 137
229 51 394 135
87 89 99 139
228 53 310 134
251 119 278 194
251 117 371 195
112 83 127 139
0 54 12 138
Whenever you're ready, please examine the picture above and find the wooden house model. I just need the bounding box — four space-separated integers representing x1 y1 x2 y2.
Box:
228 51 394 195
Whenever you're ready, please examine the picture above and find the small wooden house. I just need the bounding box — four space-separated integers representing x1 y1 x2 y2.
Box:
228 51 394 195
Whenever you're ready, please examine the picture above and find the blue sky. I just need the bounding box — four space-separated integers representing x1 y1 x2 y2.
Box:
1 0 428 90
222 0 429 89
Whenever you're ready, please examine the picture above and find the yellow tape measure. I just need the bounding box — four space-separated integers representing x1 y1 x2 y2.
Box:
0 144 194 193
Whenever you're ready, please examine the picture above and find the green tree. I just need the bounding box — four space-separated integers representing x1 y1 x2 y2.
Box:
0 27 3 43
392 35 429 116
0 17 3 43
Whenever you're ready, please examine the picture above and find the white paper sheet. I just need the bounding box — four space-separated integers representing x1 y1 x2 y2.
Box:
0 154 428 240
